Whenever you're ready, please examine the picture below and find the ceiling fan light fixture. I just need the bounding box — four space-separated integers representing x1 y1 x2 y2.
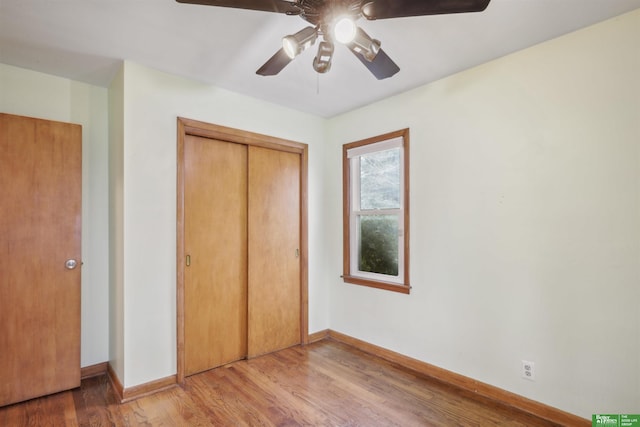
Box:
282 26 318 59
313 41 334 73
333 16 356 44
350 27 380 61
178 0 494 79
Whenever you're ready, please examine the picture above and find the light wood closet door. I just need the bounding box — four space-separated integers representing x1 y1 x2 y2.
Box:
248 146 301 357
184 135 248 375
0 113 82 407
181 127 303 377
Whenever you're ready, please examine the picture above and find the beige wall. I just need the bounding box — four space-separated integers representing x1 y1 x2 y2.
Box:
0 63 110 368
108 66 125 382
326 9 640 418
113 61 328 387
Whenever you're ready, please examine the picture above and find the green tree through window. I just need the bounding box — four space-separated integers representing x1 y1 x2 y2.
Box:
359 215 398 276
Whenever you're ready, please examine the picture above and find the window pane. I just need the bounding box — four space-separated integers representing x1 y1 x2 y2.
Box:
358 215 398 276
360 148 400 210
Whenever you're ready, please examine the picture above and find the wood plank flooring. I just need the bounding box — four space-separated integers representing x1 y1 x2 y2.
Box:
0 340 561 426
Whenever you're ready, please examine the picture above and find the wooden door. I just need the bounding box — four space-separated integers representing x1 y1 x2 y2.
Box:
0 113 82 407
184 135 248 375
247 146 301 357
177 118 307 381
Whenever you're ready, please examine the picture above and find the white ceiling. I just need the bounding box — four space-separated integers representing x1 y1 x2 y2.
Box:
1 0 638 117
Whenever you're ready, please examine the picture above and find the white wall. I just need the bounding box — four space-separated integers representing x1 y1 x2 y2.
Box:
0 63 110 368
325 10 640 418
116 62 329 387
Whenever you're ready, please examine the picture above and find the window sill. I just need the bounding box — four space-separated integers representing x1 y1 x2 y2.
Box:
342 275 410 294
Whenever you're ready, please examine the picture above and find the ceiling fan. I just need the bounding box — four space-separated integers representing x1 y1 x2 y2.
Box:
176 0 491 79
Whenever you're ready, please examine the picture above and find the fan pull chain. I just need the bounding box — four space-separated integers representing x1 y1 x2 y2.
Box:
316 72 320 95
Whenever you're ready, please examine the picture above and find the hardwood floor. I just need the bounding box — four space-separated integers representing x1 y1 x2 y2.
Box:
0 340 561 426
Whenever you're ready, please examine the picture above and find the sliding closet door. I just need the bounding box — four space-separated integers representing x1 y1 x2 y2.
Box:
247 146 301 357
178 117 307 381
184 135 248 375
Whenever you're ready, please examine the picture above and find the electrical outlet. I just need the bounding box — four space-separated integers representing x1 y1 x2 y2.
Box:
522 360 535 381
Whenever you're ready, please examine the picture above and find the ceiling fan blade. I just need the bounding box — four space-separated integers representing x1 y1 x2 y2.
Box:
350 48 400 80
361 0 490 20
256 48 293 76
175 0 301 15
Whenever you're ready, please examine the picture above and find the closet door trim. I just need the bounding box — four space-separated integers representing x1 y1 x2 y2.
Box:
176 117 309 384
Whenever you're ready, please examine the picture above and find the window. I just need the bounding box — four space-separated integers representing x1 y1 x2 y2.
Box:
342 129 410 294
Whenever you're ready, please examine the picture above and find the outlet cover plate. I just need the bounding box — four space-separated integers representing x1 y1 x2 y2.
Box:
522 360 535 381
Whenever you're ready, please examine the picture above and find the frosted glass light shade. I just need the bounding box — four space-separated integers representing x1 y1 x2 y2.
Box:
334 17 356 44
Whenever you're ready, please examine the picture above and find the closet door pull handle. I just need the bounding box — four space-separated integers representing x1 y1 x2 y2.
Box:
186 255 191 267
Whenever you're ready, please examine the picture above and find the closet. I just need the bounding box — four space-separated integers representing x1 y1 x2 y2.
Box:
177 118 307 378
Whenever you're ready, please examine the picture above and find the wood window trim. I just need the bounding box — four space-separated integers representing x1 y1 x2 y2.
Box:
342 128 410 294
176 117 309 384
